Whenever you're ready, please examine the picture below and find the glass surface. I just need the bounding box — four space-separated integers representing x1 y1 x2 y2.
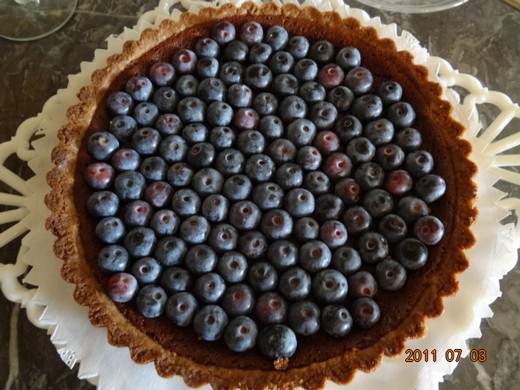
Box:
356 0 469 13
0 0 77 41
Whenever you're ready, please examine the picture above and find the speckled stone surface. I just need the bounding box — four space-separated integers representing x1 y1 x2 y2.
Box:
0 0 519 389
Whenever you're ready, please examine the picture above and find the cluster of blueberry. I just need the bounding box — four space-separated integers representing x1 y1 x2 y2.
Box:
84 20 446 359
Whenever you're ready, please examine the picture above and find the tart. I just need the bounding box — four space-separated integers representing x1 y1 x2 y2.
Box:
45 2 478 389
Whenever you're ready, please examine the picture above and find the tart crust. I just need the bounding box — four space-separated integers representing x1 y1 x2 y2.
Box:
45 2 478 389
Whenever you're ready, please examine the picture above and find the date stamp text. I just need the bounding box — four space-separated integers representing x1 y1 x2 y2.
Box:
404 349 487 363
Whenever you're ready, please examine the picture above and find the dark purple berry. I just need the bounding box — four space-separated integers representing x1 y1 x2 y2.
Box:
351 297 380 329
107 272 138 303
375 259 407 291
287 300 320 336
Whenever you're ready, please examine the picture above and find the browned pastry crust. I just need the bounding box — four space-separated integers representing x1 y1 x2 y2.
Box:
45 2 478 389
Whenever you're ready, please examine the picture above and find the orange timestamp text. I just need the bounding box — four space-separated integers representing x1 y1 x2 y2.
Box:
404 348 487 363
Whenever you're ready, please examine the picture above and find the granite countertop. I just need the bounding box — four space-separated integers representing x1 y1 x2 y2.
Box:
0 0 519 389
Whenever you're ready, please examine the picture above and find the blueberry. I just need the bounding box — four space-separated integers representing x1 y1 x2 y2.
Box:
123 200 153 227
377 80 403 105
365 118 395 146
171 48 197 74
323 152 353 181
257 325 297 359
387 169 414 199
238 230 268 260
198 78 227 104
155 113 183 136
221 284 255 316
179 215 210 244
124 227 156 257
166 162 193 187
351 297 380 329
136 285 167 318
344 66 373 95
354 162 384 191
87 131 119 161
95 217 125 244
84 163 115 190
335 47 361 71
193 273 226 303
216 251 248 283
248 262 277 292
395 237 429 270
292 217 319 242
182 123 208 144
258 115 284 139
345 136 376 164
405 150 434 177
237 130 265 155
224 316 258 352
321 305 353 337
186 142 216 168
191 167 224 197
331 247 362 275
111 149 141 172
252 92 279 116
201 194 229 223
175 74 199 97
159 134 188 163
296 146 322 171
327 86 354 112
293 58 318 82
149 61 176 87
131 257 162 285
334 177 361 205
278 95 307 123
166 292 199 327
264 25 289 50
275 163 304 190
284 188 315 217
245 154 276 182
107 91 133 116
145 182 173 208
286 35 309 59
209 126 235 149
362 189 394 218
414 174 446 203
313 194 343 222
109 114 137 142
133 102 160 127
303 171 330 195
376 143 405 170
318 64 345 90
227 83 253 108
153 86 178 112
278 267 311 301
244 63 273 90
97 245 129 273
397 196 429 224
319 220 348 249
185 244 217 273
211 21 236 45
260 209 293 240
298 81 326 104
154 236 187 266
378 213 408 244
267 240 298 270
177 97 206 124
308 40 335 64
219 61 244 85
312 269 348 304
229 200 261 230
250 182 284 210
396 127 422 152
387 101 416 128
171 188 201 216
357 231 389 264
268 51 294 74
267 138 297 165
87 191 119 217
286 119 316 147
196 57 220 79
131 127 161 155
239 21 263 45
107 272 138 303
299 240 331 273
334 114 362 143
348 271 378 298
195 37 220 58
140 156 167 181
255 292 288 325
350 94 383 122
222 174 252 201
207 223 239 252
215 148 246 176
375 259 407 291
342 205 372 235
413 215 445 245
248 43 273 64
313 130 340 155
193 304 228 341
160 266 192 294
287 300 320 336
